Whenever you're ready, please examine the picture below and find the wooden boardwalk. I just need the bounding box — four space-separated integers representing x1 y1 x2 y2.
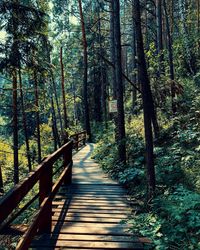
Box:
31 144 145 250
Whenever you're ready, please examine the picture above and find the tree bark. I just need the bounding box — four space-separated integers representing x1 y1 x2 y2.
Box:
19 69 32 171
33 70 42 163
50 70 64 140
178 0 195 75
131 0 137 112
110 0 117 99
12 0 19 184
156 0 164 75
78 0 92 142
113 0 126 164
12 69 19 184
133 0 156 197
50 92 61 149
198 0 200 33
97 6 107 127
163 0 176 114
60 47 68 139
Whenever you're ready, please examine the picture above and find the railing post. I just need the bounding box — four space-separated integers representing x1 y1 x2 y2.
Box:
0 165 4 194
63 143 73 185
83 131 86 146
76 133 79 151
38 163 52 233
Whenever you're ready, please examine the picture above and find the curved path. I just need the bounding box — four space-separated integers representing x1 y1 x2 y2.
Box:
31 144 145 249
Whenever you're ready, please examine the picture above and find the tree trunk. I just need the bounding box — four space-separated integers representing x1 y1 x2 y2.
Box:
198 0 200 33
163 0 176 114
97 7 107 127
156 0 164 75
169 0 174 35
19 69 32 171
110 0 117 99
46 39 63 143
60 47 68 140
132 0 137 112
33 70 41 163
50 94 61 149
197 0 200 55
178 0 195 74
78 0 92 142
72 81 78 126
133 0 156 197
12 69 19 184
101 69 108 129
113 0 126 164
50 70 64 140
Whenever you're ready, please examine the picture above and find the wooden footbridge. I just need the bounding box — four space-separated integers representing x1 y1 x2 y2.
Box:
0 132 149 249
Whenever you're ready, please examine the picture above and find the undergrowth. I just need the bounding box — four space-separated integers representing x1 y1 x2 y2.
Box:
92 85 200 249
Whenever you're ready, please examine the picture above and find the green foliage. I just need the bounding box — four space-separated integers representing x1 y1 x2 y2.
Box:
93 83 200 249
130 185 200 249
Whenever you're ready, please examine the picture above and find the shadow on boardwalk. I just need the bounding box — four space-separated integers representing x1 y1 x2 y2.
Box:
31 143 146 249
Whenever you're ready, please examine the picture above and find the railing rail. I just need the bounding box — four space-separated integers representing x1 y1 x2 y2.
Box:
0 131 87 250
70 130 87 151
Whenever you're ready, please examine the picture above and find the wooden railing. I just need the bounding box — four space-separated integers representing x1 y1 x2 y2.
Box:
0 131 87 250
70 130 87 151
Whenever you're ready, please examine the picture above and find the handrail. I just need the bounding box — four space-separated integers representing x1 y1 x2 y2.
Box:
70 130 87 151
0 141 72 226
0 131 87 250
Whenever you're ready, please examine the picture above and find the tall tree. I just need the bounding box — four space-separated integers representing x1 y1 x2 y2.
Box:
12 69 19 184
178 0 195 74
60 46 68 140
78 0 92 142
18 69 32 171
163 0 176 114
33 69 41 163
113 0 126 164
156 0 164 74
110 1 117 100
131 0 137 112
133 0 156 197
12 0 20 184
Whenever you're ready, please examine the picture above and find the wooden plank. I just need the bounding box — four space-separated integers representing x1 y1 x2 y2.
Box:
55 197 128 205
59 194 127 199
59 205 129 210
53 200 127 205
70 200 128 205
69 188 125 192
58 193 127 199
52 216 124 223
70 188 126 192
31 248 143 250
67 202 129 207
64 208 131 214
67 192 126 197
32 234 138 242
51 224 131 235
70 183 123 187
52 210 128 218
69 186 125 190
51 222 130 228
31 239 143 249
61 185 123 189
